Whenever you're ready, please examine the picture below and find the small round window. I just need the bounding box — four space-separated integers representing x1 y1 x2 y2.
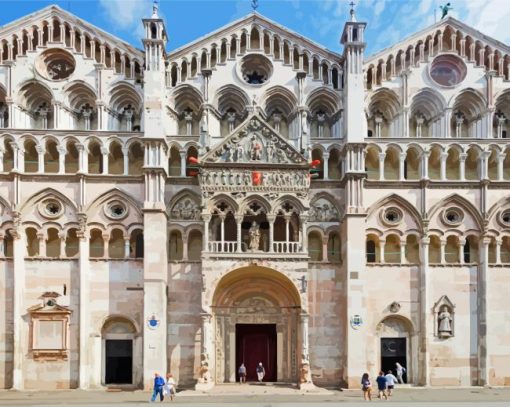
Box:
429 55 467 87
443 208 463 226
381 207 403 226
238 54 273 86
104 201 128 220
38 198 64 219
500 210 510 226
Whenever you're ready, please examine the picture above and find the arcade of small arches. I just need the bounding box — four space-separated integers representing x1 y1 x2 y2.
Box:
365 143 510 182
0 136 145 176
366 87 510 140
167 25 342 89
366 24 510 89
169 83 342 140
0 17 143 76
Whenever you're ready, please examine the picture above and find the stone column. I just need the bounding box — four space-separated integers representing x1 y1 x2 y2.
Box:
219 214 225 252
124 237 130 258
102 233 109 258
78 227 91 388
380 240 386 263
400 239 406 264
36 145 45 174
203 214 211 252
440 152 447 181
122 147 129 175
459 153 466 181
440 239 446 264
101 147 109 175
419 236 431 385
497 153 505 181
399 152 406 181
196 313 214 390
301 215 308 254
235 215 243 253
268 215 275 253
179 150 187 177
378 153 385 181
322 236 329 262
479 237 491 385
322 152 330 180
299 313 313 388
458 238 465 264
421 151 429 179
58 146 66 174
496 239 502 264
11 227 25 389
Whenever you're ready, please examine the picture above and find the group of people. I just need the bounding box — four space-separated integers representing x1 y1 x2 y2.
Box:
151 373 176 403
361 363 406 401
238 362 266 383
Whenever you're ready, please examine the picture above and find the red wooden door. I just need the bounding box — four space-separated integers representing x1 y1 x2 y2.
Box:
236 324 277 382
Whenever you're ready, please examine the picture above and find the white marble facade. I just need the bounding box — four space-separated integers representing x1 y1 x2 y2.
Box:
0 3 509 390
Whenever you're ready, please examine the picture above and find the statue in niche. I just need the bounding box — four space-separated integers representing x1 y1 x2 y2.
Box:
266 140 275 163
250 135 262 161
226 146 234 162
235 142 244 162
438 306 453 338
248 221 261 251
275 148 286 163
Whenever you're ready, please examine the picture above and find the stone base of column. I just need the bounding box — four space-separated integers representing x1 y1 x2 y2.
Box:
298 381 316 391
195 381 215 392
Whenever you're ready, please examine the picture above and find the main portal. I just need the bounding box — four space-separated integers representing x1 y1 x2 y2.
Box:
236 324 277 382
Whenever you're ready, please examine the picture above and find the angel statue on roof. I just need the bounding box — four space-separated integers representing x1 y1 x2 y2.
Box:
440 3 453 19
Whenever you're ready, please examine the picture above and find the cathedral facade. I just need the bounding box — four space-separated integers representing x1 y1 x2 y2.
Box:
0 4 509 390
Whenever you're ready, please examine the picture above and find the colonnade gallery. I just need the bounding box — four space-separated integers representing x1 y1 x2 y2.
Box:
0 3 509 390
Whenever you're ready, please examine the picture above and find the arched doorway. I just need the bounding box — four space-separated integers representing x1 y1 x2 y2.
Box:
101 316 140 386
376 316 415 384
212 266 302 383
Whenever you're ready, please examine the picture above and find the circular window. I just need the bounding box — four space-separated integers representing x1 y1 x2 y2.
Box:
499 210 510 226
381 207 403 226
238 53 273 86
104 201 128 220
36 49 76 81
38 198 64 219
443 207 464 226
429 55 467 87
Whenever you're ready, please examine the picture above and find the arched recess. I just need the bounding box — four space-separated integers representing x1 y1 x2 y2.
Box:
409 88 446 138
64 80 98 130
100 316 142 387
450 89 486 138
375 316 416 384
18 80 54 129
366 88 401 138
173 84 204 136
108 82 142 131
262 86 297 138
215 85 250 136
211 266 301 383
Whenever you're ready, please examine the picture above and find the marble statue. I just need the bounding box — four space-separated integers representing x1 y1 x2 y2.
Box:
438 305 453 337
250 136 262 161
249 221 261 250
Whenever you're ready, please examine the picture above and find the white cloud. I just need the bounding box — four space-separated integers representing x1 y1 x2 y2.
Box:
98 0 151 31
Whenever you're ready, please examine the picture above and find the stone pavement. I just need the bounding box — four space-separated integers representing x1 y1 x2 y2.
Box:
1 385 510 405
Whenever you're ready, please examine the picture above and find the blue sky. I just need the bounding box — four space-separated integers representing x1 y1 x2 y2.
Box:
1 0 510 57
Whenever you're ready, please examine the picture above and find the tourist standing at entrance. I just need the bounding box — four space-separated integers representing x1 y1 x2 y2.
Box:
256 362 265 382
164 373 176 401
238 363 247 383
395 363 406 384
385 370 398 397
360 372 372 401
151 372 165 402
375 371 388 400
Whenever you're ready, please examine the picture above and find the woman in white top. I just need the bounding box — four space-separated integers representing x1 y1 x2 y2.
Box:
164 373 176 401
385 370 398 397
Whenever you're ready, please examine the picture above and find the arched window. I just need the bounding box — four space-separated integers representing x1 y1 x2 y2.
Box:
65 228 79 258
384 234 401 263
109 229 124 259
128 142 144 175
46 228 60 257
130 229 144 258
327 232 341 263
188 230 203 261
366 239 377 263
308 231 322 261
26 227 39 256
89 229 104 258
169 230 183 261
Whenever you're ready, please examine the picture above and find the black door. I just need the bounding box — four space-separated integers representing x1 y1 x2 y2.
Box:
381 337 407 382
236 324 277 382
105 339 133 384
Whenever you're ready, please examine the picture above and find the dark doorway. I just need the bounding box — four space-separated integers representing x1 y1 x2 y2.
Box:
236 324 277 382
381 337 407 382
105 339 133 384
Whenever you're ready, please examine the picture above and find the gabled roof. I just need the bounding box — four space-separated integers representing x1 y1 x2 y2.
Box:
202 111 307 167
168 11 342 62
366 16 510 65
0 4 144 60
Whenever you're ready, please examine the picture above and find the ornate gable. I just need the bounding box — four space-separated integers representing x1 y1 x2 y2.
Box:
202 113 307 166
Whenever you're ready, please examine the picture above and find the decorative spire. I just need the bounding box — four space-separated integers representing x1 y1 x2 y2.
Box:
251 0 259 11
152 0 159 18
349 1 357 22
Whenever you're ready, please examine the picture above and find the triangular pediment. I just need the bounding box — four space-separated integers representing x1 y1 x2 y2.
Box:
202 112 307 166
366 16 510 66
0 5 143 61
169 12 341 63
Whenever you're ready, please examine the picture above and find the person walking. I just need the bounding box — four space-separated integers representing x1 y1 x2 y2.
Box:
164 373 176 401
256 362 265 383
150 372 165 402
238 363 247 384
375 371 388 400
385 370 398 397
395 363 406 384
360 372 372 401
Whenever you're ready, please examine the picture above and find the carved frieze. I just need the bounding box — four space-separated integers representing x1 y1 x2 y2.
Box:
169 195 201 220
308 197 340 222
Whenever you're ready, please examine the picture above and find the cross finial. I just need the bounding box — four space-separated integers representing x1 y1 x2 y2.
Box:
349 1 357 22
251 0 259 11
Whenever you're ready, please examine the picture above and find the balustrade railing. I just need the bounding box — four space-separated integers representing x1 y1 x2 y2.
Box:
207 240 303 255
208 241 239 253
272 241 302 253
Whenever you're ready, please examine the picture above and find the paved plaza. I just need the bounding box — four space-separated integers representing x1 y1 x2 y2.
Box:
1 386 510 406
